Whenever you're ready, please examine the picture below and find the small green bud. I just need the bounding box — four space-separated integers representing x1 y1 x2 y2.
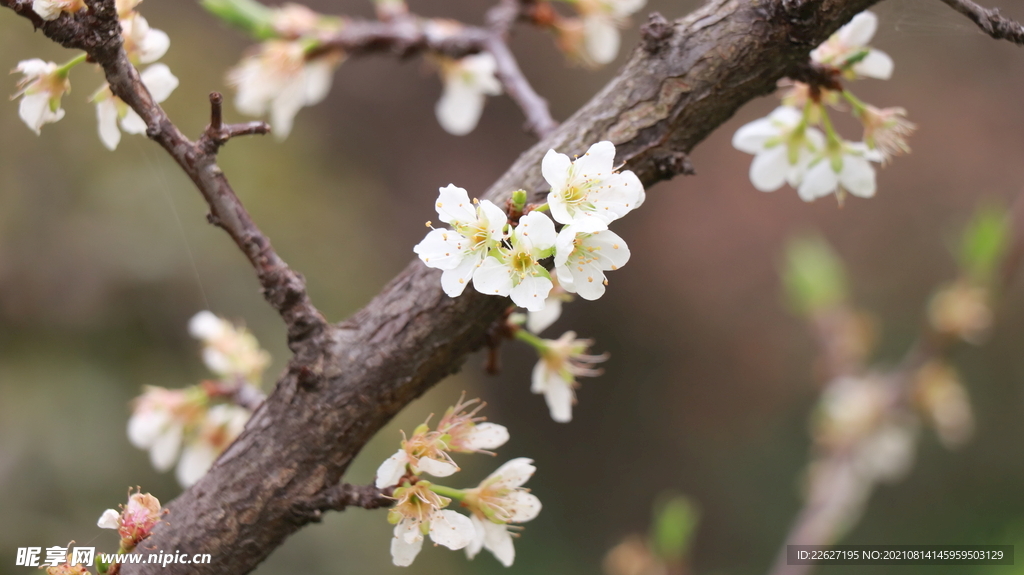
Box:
782 235 848 316
651 494 699 563
511 190 528 212
201 0 277 40
956 205 1008 287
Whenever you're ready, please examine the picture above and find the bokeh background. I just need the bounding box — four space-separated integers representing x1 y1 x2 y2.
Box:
4 0 1024 574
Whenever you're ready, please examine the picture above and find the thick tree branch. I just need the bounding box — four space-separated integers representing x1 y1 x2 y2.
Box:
939 0 1024 45
4 0 902 573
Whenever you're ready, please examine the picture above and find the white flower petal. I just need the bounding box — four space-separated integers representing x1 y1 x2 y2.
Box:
436 85 486 136
391 519 424 566
434 184 477 225
137 27 170 64
527 297 561 333
488 457 536 489
416 455 459 478
839 12 878 48
504 490 542 523
440 253 481 297
583 15 620 65
479 200 509 240
839 153 877 198
95 97 122 151
176 441 218 487
798 160 839 202
516 211 557 250
573 141 617 180
303 59 335 106
428 510 476 550
465 515 487 560
140 64 179 103
543 377 574 423
127 409 169 449
853 49 893 80
269 75 307 139
97 509 121 530
414 228 470 271
749 145 790 192
375 449 410 489
510 273 553 312
188 310 226 341
465 422 509 450
482 519 516 567
541 150 572 191
120 108 148 135
473 257 514 297
149 423 183 472
732 117 777 154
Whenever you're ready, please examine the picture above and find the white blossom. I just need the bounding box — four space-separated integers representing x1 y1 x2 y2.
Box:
525 275 571 333
543 140 644 225
388 483 476 567
176 404 249 487
464 458 542 567
554 217 629 301
811 11 893 80
121 12 170 65
414 185 507 297
732 106 825 192
531 331 607 422
576 0 646 65
798 142 883 202
31 0 85 20
11 59 69 134
187 310 270 383
473 211 557 311
127 386 192 472
228 40 343 139
93 64 179 150
435 53 502 136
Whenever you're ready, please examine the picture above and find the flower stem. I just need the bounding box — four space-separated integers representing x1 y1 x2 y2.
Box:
428 484 467 501
531 203 550 212
841 90 868 117
514 329 549 352
56 53 88 77
818 107 842 148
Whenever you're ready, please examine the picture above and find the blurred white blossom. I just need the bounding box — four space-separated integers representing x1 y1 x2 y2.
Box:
11 59 69 134
731 106 824 193
531 331 606 422
228 40 343 139
435 53 502 136
32 0 85 20
811 11 893 80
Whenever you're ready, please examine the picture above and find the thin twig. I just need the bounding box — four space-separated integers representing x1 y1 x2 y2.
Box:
292 483 394 524
312 5 557 138
199 92 271 155
939 0 1024 45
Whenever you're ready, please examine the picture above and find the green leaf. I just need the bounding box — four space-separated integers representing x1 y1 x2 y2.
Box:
781 234 848 316
200 0 278 40
957 205 1008 286
650 494 699 563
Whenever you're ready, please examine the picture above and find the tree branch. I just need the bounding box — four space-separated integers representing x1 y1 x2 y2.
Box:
3 0 896 573
312 5 557 137
939 0 1024 45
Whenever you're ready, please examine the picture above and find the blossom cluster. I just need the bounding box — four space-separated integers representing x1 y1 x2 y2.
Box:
11 0 179 149
127 311 264 487
732 11 915 203
414 141 638 421
375 396 541 567
544 0 647 67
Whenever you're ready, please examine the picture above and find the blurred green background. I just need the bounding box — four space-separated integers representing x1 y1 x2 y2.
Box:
4 0 1024 574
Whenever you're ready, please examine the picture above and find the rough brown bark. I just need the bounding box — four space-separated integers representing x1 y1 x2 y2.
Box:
2 0 882 573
